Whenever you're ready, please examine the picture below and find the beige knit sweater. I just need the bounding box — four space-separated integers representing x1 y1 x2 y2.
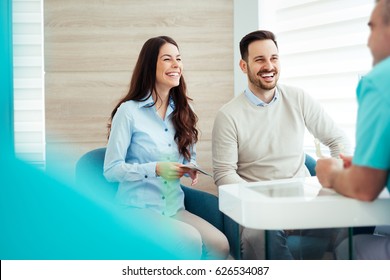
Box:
212 84 350 186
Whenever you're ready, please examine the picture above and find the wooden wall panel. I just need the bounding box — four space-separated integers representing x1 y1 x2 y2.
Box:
45 0 234 193
44 0 233 72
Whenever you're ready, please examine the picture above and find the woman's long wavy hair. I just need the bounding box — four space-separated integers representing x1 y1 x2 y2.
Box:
108 36 198 161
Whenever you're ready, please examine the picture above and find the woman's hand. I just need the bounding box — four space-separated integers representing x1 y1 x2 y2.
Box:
180 164 199 186
156 162 199 186
156 162 186 180
186 168 199 186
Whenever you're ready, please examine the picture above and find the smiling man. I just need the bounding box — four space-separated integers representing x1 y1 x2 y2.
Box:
212 30 351 259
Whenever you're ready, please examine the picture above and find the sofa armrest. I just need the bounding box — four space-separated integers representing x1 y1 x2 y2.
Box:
75 147 118 200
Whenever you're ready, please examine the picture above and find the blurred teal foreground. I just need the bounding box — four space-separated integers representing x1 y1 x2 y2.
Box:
0 154 191 260
1 2 186 259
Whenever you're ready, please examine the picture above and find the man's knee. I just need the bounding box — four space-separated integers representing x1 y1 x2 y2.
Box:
241 228 265 259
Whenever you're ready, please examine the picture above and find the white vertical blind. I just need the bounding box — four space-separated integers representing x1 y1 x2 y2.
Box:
13 0 45 167
259 0 374 157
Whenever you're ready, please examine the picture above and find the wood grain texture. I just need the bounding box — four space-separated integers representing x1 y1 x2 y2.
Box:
44 0 233 72
45 0 234 193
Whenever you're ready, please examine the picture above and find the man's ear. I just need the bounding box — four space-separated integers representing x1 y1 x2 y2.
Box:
239 59 247 73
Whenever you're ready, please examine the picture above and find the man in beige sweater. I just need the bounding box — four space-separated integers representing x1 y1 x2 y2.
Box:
212 30 351 259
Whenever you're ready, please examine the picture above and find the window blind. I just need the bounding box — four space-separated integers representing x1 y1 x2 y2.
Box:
13 0 45 167
259 0 374 157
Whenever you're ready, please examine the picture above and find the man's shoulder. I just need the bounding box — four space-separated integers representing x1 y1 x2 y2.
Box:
277 84 312 106
218 92 247 112
277 84 306 95
360 58 390 105
367 56 390 82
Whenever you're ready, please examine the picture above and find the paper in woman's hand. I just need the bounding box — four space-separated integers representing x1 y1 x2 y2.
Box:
183 164 213 177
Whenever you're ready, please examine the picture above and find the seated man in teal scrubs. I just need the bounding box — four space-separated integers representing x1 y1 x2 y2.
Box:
316 0 390 260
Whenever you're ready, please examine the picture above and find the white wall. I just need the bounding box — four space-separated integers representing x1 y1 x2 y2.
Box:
233 0 259 95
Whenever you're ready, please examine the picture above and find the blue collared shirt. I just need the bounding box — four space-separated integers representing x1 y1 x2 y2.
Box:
104 95 197 216
244 87 279 106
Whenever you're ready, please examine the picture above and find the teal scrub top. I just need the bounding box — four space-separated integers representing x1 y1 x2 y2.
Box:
353 56 390 191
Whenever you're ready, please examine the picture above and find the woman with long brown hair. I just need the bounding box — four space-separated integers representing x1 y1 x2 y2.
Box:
104 36 228 259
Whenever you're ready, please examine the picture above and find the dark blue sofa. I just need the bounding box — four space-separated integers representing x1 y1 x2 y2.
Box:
75 147 318 259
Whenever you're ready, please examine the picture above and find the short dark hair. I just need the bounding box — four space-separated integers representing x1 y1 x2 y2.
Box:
239 30 278 61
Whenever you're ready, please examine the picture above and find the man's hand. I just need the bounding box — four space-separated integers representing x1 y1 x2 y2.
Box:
315 157 344 188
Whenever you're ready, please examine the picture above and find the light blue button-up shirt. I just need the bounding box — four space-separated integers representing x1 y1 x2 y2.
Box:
244 87 279 106
103 95 197 216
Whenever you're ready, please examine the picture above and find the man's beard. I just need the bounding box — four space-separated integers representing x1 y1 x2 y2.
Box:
248 69 278 91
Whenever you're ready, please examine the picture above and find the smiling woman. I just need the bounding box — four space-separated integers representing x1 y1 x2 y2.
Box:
103 36 230 260
44 0 234 191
